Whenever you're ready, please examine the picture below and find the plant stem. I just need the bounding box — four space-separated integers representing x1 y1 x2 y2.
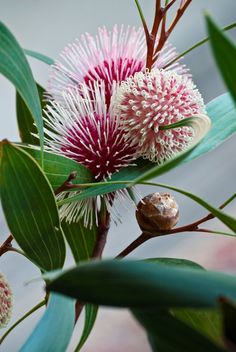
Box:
0 235 13 256
116 193 236 258
0 300 46 345
163 22 236 69
116 232 150 258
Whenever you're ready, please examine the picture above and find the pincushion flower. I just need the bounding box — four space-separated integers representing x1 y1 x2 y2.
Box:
113 68 206 163
0 273 13 328
48 25 188 107
44 82 137 225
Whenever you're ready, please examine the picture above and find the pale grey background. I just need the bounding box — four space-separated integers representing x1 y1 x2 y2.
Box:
0 1 236 351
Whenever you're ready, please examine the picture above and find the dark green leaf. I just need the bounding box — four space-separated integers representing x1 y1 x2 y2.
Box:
148 258 223 346
24 49 54 65
133 309 224 352
0 22 44 160
206 15 236 103
62 219 97 263
16 84 46 145
0 141 65 271
19 145 93 190
20 294 75 352
47 260 236 308
220 298 236 351
75 304 98 352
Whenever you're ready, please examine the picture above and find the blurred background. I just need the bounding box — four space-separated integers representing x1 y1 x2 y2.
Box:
0 0 236 351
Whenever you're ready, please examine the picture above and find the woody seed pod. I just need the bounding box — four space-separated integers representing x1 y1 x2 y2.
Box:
136 192 179 232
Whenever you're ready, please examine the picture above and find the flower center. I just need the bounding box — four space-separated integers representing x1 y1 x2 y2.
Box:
61 113 136 180
83 58 143 106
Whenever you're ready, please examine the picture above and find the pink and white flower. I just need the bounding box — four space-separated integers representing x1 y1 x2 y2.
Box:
0 273 13 329
113 68 206 163
48 25 187 106
44 82 137 225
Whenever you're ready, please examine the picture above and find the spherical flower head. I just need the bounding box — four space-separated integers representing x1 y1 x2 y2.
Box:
0 273 13 328
44 82 137 181
48 25 188 107
44 82 138 225
113 68 206 163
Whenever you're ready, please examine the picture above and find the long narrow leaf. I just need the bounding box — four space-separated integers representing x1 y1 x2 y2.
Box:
24 49 54 65
20 294 75 352
47 260 236 309
206 15 236 103
0 22 44 161
16 84 46 145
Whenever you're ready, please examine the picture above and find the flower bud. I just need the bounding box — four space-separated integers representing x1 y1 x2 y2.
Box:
136 192 179 232
0 273 13 328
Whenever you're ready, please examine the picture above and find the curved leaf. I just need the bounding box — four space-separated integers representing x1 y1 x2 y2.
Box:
206 15 236 103
16 84 46 145
0 141 65 271
0 22 44 160
75 304 98 352
47 260 236 309
133 309 224 352
20 294 75 352
184 93 236 163
24 49 54 66
19 145 93 190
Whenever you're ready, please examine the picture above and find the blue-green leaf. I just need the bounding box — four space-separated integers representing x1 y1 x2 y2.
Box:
47 260 236 309
20 294 75 352
24 49 54 66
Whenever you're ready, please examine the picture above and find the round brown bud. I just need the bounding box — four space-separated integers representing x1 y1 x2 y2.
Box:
136 192 179 232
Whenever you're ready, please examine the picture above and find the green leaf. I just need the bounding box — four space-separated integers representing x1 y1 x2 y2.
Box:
148 258 223 346
20 294 75 352
146 257 204 269
19 145 93 190
0 141 65 271
133 309 224 352
0 22 44 161
173 308 223 346
16 84 46 145
24 49 54 66
220 298 236 351
75 304 98 352
206 15 236 103
47 260 236 309
62 219 97 263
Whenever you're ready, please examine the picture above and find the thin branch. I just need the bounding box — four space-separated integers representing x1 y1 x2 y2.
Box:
0 300 46 345
0 235 13 256
164 0 178 13
166 0 192 38
116 193 236 258
54 171 80 195
163 21 236 69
